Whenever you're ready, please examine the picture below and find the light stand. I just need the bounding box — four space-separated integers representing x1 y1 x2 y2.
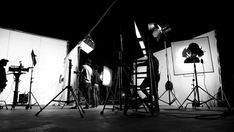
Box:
25 66 41 110
179 58 221 109
158 34 181 106
179 61 208 109
26 50 41 110
35 59 84 118
145 23 173 115
147 39 159 116
100 33 129 115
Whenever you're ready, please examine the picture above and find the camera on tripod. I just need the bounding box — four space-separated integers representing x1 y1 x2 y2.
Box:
8 65 30 73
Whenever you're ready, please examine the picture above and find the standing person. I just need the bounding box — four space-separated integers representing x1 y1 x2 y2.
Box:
0 59 9 94
80 59 93 109
91 65 102 108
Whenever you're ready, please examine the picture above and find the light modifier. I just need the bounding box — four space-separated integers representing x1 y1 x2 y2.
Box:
79 36 95 54
148 23 171 40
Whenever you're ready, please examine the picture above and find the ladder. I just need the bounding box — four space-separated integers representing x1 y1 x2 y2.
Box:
124 57 150 115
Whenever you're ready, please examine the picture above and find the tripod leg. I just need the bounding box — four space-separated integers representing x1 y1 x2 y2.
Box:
35 87 68 116
100 87 112 115
170 91 182 107
199 86 217 100
30 92 42 110
222 91 231 110
69 88 84 118
198 86 219 108
159 90 167 99
112 69 120 111
178 88 195 109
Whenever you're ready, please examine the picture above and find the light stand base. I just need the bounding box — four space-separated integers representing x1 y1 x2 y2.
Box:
159 89 181 106
26 92 42 110
35 86 84 118
178 86 223 110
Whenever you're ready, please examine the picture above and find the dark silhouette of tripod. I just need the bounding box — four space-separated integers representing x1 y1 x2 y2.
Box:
35 59 84 118
26 66 41 110
100 34 129 115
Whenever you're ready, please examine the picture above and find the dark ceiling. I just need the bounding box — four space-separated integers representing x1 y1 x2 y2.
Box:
0 0 231 68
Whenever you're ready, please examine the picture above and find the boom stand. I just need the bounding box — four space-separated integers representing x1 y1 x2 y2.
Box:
26 66 41 110
35 59 84 118
179 61 219 109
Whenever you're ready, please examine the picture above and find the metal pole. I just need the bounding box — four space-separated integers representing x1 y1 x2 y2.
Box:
66 59 72 104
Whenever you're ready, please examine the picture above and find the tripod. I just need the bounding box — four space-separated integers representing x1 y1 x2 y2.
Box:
100 64 125 115
10 61 30 109
26 66 41 110
35 59 84 118
159 81 181 106
100 34 128 115
159 34 181 106
179 61 219 109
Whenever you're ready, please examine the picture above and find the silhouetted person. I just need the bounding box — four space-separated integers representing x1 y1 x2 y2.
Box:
80 59 93 109
140 55 160 111
91 65 102 107
0 59 9 93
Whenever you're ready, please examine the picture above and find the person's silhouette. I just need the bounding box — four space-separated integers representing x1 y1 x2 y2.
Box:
0 59 9 93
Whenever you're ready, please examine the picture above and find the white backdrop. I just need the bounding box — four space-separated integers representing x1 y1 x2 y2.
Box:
0 28 68 105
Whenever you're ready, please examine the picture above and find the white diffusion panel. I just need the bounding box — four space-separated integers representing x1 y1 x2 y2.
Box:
0 28 67 105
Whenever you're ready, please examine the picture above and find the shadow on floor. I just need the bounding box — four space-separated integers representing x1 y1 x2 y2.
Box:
0 105 234 132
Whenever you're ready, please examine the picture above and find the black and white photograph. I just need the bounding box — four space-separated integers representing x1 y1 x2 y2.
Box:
0 0 233 131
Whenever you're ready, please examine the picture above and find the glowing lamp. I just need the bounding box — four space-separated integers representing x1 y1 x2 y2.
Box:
101 66 112 87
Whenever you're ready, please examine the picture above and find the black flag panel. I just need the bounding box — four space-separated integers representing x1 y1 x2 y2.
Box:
31 50 37 66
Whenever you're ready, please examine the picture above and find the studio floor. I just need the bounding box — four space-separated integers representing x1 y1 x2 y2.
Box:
0 104 234 132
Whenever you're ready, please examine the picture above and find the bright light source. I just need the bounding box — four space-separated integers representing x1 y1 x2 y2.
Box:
148 23 156 30
79 37 95 54
148 23 171 40
102 66 112 87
